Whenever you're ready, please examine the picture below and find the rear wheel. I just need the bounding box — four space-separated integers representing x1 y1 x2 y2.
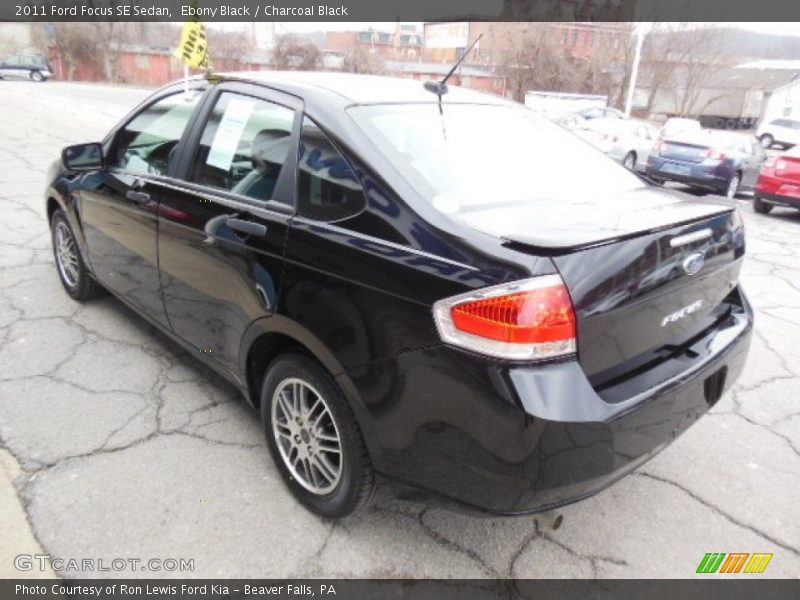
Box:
261 353 375 518
50 209 105 301
623 152 637 171
30 70 44 82
725 173 741 199
753 196 773 214
759 134 774 148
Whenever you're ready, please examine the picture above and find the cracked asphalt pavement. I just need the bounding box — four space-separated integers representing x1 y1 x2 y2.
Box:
0 81 798 579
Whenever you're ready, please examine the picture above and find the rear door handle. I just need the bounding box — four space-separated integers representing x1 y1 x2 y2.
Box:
126 190 150 204
226 218 267 237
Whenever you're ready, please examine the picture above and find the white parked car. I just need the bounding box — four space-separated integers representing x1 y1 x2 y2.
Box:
756 118 800 149
661 117 701 140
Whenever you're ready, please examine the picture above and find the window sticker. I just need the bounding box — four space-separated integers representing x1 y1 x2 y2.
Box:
206 97 255 171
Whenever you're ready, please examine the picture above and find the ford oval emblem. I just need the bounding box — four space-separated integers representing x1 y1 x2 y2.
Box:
682 252 705 276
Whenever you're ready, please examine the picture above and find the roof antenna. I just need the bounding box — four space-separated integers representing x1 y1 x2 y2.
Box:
424 33 483 105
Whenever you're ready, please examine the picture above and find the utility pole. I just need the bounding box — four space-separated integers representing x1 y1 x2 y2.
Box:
624 25 646 117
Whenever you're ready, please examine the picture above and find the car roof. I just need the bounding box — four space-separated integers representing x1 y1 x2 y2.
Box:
212 71 514 106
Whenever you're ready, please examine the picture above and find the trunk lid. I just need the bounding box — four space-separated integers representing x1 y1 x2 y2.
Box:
657 140 710 163
453 186 744 396
553 209 744 394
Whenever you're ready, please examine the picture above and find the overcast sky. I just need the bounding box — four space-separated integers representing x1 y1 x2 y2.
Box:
214 21 800 37
275 22 800 36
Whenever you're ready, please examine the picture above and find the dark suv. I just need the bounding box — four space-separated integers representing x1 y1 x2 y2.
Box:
46 73 753 518
0 54 53 82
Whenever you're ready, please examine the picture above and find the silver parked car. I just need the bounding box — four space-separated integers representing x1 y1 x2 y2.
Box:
606 121 660 172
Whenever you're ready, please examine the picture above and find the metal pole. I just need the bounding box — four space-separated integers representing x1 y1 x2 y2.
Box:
625 28 645 117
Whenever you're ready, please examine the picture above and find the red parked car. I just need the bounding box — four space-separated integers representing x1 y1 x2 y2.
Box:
754 147 800 214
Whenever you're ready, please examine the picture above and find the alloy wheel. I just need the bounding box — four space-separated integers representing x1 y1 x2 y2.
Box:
54 221 79 288
271 377 343 495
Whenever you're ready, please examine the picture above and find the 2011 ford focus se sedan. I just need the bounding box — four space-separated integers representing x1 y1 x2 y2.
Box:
46 73 753 518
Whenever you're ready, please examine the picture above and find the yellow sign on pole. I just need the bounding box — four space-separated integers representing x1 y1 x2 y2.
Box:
175 19 210 70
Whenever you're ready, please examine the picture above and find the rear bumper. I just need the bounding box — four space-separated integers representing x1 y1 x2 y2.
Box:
757 191 800 209
646 159 732 191
756 175 800 208
343 293 753 515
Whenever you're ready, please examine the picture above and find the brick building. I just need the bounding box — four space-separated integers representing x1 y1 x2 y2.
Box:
325 25 422 62
422 22 628 64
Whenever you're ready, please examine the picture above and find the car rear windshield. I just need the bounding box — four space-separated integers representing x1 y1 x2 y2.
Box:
348 103 644 213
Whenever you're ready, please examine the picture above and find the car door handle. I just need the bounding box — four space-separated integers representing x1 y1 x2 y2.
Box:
126 190 150 204
226 218 267 237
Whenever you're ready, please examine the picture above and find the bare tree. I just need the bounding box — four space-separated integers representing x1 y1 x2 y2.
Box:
208 29 251 70
48 23 102 80
499 24 578 102
579 23 634 107
640 24 735 117
672 27 734 116
342 46 384 75
96 22 132 82
270 34 321 71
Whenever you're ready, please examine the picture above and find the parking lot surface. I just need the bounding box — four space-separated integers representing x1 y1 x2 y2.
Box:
0 81 798 579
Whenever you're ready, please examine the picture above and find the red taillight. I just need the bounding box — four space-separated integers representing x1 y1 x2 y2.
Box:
702 148 726 160
451 286 575 344
433 276 577 360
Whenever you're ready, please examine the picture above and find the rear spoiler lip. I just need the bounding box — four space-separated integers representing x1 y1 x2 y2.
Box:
500 205 734 257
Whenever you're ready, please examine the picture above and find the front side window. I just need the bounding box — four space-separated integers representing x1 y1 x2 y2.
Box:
296 117 365 221
190 92 295 202
111 92 201 176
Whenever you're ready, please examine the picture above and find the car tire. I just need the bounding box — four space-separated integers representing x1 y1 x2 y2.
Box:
753 196 773 214
725 173 741 199
50 209 106 301
623 152 637 171
260 353 375 518
759 134 774 148
30 70 44 82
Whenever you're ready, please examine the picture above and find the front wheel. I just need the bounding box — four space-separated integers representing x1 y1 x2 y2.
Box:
50 209 105 301
753 196 773 214
261 353 375 518
30 70 44 82
759 134 774 149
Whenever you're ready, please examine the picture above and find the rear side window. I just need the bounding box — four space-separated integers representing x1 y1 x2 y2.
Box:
190 92 294 202
111 92 201 176
296 117 365 222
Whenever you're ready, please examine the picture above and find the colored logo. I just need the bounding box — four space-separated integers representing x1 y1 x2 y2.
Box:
696 552 773 574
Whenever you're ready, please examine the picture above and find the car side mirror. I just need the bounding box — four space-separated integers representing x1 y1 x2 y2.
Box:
62 142 104 171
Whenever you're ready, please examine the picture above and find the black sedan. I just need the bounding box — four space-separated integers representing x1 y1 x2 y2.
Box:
646 130 767 198
0 54 53 82
46 73 752 518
